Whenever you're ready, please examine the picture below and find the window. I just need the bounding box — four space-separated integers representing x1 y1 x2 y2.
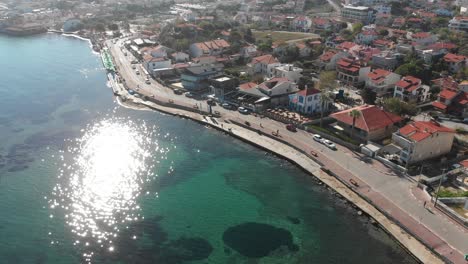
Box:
308 96 312 102
314 95 318 100
299 96 304 103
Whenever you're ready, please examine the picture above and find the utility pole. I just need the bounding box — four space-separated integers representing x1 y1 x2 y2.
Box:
433 168 447 207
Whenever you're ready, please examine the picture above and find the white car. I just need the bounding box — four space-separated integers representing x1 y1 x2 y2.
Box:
238 107 250 114
322 139 337 150
313 134 322 142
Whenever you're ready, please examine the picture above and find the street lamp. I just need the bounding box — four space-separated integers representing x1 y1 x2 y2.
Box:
433 168 447 207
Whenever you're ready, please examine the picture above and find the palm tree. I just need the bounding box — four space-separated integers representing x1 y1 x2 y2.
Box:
349 109 361 139
318 71 337 127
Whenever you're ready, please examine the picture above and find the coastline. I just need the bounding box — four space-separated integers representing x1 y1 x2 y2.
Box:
111 79 442 264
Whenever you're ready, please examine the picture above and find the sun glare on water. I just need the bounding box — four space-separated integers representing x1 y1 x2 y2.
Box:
49 118 169 263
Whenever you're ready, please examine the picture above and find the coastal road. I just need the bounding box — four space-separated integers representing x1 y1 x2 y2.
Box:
107 39 468 263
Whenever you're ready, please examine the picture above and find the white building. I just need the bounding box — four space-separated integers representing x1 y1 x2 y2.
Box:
189 39 230 58
247 54 281 77
365 68 401 96
289 87 327 114
448 16 468 31
392 121 455 164
394 76 430 103
143 55 172 74
341 5 373 24
273 64 303 83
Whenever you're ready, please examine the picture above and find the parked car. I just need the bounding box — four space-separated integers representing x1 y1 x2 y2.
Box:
185 92 194 98
173 89 183 95
222 103 233 110
207 99 216 106
286 124 297 132
145 78 151 84
313 134 322 142
322 139 337 150
238 107 250 114
131 65 136 69
135 70 140 75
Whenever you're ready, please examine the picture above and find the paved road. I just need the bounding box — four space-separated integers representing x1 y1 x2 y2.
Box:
107 39 468 263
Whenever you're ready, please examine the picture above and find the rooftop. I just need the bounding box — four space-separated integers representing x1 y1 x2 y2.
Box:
399 121 454 142
330 105 402 132
395 76 421 92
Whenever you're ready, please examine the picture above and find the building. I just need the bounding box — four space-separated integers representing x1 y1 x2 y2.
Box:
448 16 468 32
209 75 239 102
317 50 346 70
312 17 332 30
356 30 379 45
189 39 231 58
240 44 260 59
371 51 402 70
341 5 373 24
330 105 402 142
247 54 281 77
432 87 468 117
171 52 190 63
181 63 223 91
291 16 312 31
443 53 467 73
273 64 303 83
336 57 371 86
392 121 455 164
365 69 401 97
289 86 327 114
411 32 437 47
393 76 430 103
142 54 172 76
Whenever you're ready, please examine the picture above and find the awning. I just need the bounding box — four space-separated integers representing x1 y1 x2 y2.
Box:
255 97 270 104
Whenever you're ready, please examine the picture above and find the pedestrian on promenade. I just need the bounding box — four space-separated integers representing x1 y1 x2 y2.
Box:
276 129 279 134
221 124 223 128
260 123 263 128
423 201 427 208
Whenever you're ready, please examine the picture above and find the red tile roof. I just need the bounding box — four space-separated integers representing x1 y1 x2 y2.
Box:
320 50 337 62
297 87 320 96
312 18 329 26
459 159 468 168
330 105 402 132
431 77 459 90
373 39 391 46
258 77 289 90
412 32 431 39
396 76 421 92
427 42 457 51
432 101 448 110
399 121 454 142
368 69 391 84
443 53 466 63
337 41 357 51
239 82 257 90
439 88 458 100
250 54 279 65
195 39 230 51
337 58 361 72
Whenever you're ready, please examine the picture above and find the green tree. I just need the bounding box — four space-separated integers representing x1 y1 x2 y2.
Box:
360 88 377 104
352 22 363 35
108 24 119 31
383 98 418 116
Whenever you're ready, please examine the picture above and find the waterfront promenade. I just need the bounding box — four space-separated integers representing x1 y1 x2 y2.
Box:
107 39 468 264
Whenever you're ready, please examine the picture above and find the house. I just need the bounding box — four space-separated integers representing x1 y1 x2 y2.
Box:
448 16 468 32
312 17 332 30
273 64 303 83
142 54 172 76
189 39 231 58
375 13 392 26
432 87 468 117
394 76 430 103
236 78 299 110
371 51 402 70
373 39 393 50
365 69 401 96
291 16 312 31
443 53 467 73
435 8 453 17
289 87 327 115
295 42 311 58
392 17 406 28
317 50 346 70
356 29 379 45
392 121 455 164
336 57 371 86
407 17 423 28
330 105 402 142
181 63 224 91
240 44 260 59
247 54 281 77
171 52 190 63
411 32 437 47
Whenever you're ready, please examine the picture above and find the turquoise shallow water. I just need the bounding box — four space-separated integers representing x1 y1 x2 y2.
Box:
0 34 417 264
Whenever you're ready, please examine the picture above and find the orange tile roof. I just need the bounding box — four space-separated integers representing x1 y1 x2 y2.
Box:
443 53 466 63
239 82 257 90
320 50 337 62
250 54 279 65
432 101 448 110
396 76 421 92
439 88 458 100
368 69 391 84
297 87 320 96
399 121 454 142
330 105 402 132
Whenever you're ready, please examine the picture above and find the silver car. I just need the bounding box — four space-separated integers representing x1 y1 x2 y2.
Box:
322 139 337 150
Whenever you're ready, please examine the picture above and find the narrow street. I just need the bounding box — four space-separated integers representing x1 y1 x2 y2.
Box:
107 39 468 263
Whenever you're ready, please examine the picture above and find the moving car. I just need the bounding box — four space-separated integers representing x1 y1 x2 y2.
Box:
322 139 337 150
184 92 194 98
286 124 297 132
238 107 250 114
313 134 322 142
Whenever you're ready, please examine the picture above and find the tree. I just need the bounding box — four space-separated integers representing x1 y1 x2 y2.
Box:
349 109 361 139
108 24 119 31
383 98 418 116
352 22 363 35
360 88 376 104
95 23 106 32
318 71 337 127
